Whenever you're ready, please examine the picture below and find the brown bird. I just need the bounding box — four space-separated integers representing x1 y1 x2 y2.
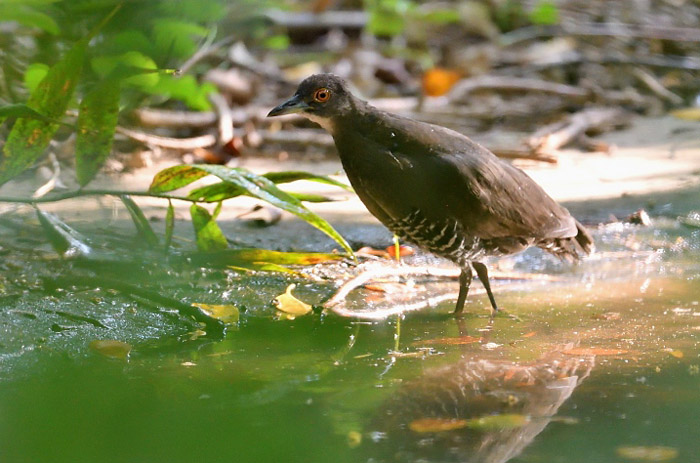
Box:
268 74 593 314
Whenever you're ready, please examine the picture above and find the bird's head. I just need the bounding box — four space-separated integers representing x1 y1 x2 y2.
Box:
267 74 353 131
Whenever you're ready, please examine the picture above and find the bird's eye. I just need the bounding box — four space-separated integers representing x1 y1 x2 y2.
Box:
313 88 331 103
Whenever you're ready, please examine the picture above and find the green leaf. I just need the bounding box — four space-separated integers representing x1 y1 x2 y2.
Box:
23 63 49 95
149 165 209 193
91 51 159 88
75 81 120 187
0 5 59 34
288 192 337 203
152 165 354 256
185 248 344 268
190 204 228 252
191 303 239 325
187 171 351 203
0 41 85 185
529 1 559 25
152 19 208 58
0 104 53 123
35 207 92 256
263 34 290 50
120 195 159 247
164 200 175 251
144 74 215 111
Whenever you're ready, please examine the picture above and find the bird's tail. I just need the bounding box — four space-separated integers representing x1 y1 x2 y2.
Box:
538 220 594 262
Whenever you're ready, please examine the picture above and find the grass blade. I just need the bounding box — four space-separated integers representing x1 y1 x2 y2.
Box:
120 195 159 247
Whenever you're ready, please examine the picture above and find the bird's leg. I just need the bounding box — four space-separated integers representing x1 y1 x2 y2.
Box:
453 266 473 315
472 261 499 314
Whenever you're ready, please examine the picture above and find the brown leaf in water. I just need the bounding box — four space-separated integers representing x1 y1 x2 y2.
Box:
522 331 537 338
410 418 468 433
89 340 132 360
563 347 629 356
414 335 482 346
662 348 684 359
384 244 414 257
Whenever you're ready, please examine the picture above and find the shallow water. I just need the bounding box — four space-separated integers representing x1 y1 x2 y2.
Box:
0 188 699 463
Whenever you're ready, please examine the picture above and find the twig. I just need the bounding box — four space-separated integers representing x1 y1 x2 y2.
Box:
116 126 217 150
328 291 469 320
502 23 700 46
450 76 590 102
33 152 61 198
504 54 700 73
527 107 629 153
265 9 367 30
208 92 234 145
133 108 217 128
179 35 236 76
631 68 683 105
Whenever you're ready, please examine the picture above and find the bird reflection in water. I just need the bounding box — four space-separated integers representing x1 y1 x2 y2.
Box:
367 347 594 463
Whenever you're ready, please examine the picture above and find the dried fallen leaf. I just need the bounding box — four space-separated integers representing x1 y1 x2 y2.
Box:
563 347 628 356
89 340 132 360
192 302 240 325
356 246 390 258
384 244 414 257
410 418 468 433
347 430 362 448
592 312 621 321
616 446 678 462
274 284 312 319
422 68 461 97
414 335 482 346
662 348 684 359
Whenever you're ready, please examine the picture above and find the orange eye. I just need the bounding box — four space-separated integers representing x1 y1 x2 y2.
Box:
313 88 331 103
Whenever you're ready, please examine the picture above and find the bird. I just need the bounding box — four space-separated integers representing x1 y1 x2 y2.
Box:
268 74 593 315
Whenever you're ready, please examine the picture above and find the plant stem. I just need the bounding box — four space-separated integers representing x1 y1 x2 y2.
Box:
0 189 197 204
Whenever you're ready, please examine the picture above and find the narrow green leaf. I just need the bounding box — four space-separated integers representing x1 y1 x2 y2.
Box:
0 5 60 34
120 195 159 247
35 207 92 256
288 192 337 203
151 164 354 257
262 171 353 191
197 165 354 257
0 41 85 185
190 204 228 252
75 81 120 186
149 165 209 193
0 104 53 123
164 200 174 251
229 262 302 275
183 248 344 268
23 63 49 95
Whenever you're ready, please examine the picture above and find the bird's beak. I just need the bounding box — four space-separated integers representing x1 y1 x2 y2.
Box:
267 95 310 117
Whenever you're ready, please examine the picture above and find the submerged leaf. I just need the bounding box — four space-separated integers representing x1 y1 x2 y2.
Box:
192 303 239 325
410 418 468 433
190 204 228 251
120 195 159 247
563 347 629 356
75 81 120 186
164 200 175 251
89 340 132 360
274 284 312 319
35 208 92 257
465 413 529 431
616 446 678 462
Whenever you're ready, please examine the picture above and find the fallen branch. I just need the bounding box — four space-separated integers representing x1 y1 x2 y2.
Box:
502 23 700 46
116 126 217 150
208 92 234 145
323 264 563 318
450 76 590 102
527 107 629 153
631 68 683 105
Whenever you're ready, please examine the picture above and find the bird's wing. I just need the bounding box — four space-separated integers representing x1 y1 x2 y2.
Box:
438 143 578 240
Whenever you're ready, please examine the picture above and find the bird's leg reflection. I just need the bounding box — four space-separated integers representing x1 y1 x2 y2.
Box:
368 348 596 463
